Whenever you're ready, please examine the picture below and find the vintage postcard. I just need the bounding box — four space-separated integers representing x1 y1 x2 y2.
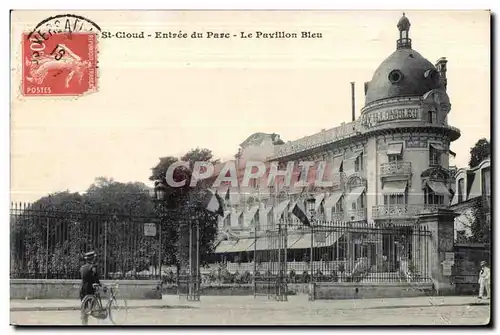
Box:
10 10 491 326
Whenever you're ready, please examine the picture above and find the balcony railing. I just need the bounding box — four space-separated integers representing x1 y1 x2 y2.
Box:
372 204 444 219
380 162 412 178
331 212 345 221
346 208 367 221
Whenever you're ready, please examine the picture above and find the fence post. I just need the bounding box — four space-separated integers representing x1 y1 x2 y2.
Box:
309 224 314 301
196 221 200 300
158 221 162 281
45 217 49 279
253 218 257 298
104 221 107 279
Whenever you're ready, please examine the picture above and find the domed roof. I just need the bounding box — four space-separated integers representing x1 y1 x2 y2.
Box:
364 48 441 105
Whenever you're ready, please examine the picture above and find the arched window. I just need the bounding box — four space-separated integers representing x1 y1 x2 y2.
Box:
457 178 465 203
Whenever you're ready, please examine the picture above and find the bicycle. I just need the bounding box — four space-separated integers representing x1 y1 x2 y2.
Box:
80 283 128 325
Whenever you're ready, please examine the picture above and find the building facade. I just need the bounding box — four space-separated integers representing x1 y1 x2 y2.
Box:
212 15 462 284
450 157 491 241
215 14 460 236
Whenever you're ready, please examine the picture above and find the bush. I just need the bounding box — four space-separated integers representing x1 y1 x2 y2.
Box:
220 268 234 284
301 271 310 283
233 270 242 284
241 270 252 284
162 270 176 284
330 270 338 282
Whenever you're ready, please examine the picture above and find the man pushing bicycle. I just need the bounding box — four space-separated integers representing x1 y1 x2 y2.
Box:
80 251 101 301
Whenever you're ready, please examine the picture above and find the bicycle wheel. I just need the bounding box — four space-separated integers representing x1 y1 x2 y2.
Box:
108 297 128 325
80 295 98 325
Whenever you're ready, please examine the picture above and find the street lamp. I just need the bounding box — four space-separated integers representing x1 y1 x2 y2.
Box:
305 196 316 301
150 181 168 281
151 181 167 202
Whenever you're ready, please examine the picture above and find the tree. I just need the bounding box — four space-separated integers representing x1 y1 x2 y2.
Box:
10 180 158 278
150 148 220 273
468 197 491 244
469 138 490 169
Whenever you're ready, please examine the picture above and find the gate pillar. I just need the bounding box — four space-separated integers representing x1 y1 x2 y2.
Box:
417 208 458 295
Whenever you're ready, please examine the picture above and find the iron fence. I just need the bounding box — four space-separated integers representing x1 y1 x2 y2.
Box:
213 219 432 291
10 203 161 280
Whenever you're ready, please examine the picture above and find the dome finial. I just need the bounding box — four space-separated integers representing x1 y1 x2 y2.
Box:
397 12 412 49
397 12 411 32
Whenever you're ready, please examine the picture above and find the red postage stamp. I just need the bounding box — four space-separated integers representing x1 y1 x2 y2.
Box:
22 32 97 96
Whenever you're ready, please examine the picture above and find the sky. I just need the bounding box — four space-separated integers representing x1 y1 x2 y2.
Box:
10 10 490 203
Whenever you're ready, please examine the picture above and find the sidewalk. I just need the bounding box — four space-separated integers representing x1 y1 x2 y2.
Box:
10 295 490 312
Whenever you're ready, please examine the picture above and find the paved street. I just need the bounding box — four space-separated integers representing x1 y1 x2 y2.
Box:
10 295 490 326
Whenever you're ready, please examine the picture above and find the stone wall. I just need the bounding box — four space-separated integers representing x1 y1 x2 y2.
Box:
10 279 162 300
162 282 435 299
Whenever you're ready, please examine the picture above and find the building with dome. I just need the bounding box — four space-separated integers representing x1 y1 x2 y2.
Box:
211 14 460 292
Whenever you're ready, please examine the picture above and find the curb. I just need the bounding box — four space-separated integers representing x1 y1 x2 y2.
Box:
367 302 490 310
10 304 198 312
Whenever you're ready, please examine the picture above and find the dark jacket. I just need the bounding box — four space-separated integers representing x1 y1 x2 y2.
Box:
79 263 101 299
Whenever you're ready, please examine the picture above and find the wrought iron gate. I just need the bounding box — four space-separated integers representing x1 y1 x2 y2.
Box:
253 221 288 301
177 221 201 301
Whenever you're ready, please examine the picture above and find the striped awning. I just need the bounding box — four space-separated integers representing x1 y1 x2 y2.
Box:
274 200 290 221
323 192 343 209
345 186 366 204
332 156 343 172
288 232 343 249
253 236 281 251
314 194 325 211
243 205 259 224
430 143 444 151
230 210 243 229
382 181 408 195
387 143 403 155
232 238 255 252
427 180 450 196
214 240 238 253
288 234 312 249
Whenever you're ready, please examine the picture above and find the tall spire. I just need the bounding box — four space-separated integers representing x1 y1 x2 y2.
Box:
396 12 412 49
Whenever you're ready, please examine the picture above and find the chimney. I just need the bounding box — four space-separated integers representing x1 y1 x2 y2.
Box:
436 57 448 90
350 82 356 121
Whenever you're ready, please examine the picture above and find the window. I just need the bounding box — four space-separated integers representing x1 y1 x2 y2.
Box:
384 193 407 205
482 167 491 197
457 178 464 203
388 154 402 163
424 187 444 205
359 192 365 209
334 197 343 213
427 111 437 124
429 145 441 166
354 153 364 172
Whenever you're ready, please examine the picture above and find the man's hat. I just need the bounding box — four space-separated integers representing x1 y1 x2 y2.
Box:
84 251 96 259
480 260 487 266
